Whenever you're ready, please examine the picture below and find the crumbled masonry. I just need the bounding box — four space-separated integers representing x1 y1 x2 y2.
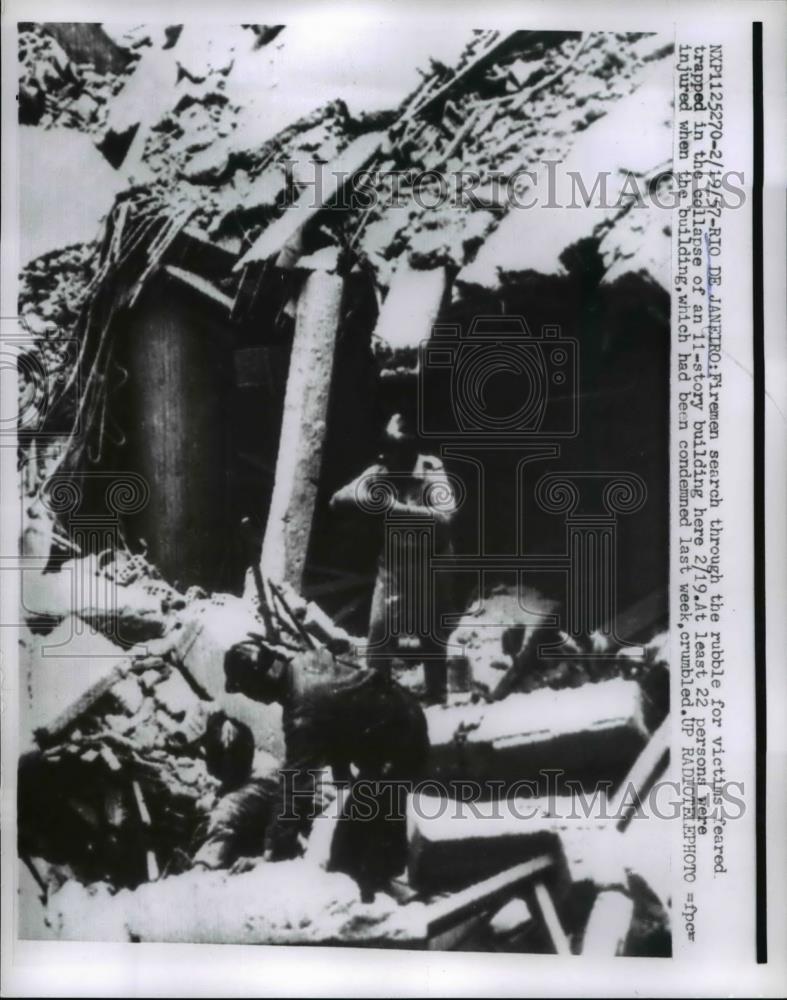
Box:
17 24 672 952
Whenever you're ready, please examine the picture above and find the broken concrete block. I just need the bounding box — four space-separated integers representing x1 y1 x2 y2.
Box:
153 668 199 720
425 677 648 790
371 262 448 370
21 557 171 643
446 589 557 693
296 246 340 272
408 210 495 271
109 676 144 716
407 794 593 893
20 619 130 750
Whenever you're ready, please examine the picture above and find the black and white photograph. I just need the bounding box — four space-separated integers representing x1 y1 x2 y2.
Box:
1 2 785 996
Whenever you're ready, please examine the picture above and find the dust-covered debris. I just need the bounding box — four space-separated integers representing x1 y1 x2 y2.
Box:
16 22 672 954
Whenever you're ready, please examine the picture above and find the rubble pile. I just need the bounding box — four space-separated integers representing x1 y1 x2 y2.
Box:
19 545 670 952
18 553 353 891
22 653 220 884
18 23 135 132
17 23 672 955
447 589 669 727
17 27 673 335
350 31 673 289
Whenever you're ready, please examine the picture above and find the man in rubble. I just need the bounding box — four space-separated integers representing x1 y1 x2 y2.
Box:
223 640 429 900
329 413 457 704
191 711 279 872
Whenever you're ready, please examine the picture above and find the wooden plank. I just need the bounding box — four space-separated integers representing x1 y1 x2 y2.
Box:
610 715 670 831
403 30 511 121
424 853 553 942
132 780 152 827
146 850 160 882
163 265 234 312
532 880 572 955
407 794 581 893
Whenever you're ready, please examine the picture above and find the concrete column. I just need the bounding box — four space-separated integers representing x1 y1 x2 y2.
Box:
260 271 343 588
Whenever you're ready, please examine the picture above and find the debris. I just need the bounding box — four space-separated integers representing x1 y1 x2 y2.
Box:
46 861 422 945
99 745 122 772
110 676 145 716
426 677 648 789
146 851 161 882
153 668 201 721
407 794 588 893
446 589 558 694
25 631 131 748
609 715 670 831
235 132 385 269
175 598 285 758
268 579 316 649
17 24 673 949
19 127 127 267
162 264 234 310
458 55 673 291
131 780 153 826
532 880 572 955
423 854 555 951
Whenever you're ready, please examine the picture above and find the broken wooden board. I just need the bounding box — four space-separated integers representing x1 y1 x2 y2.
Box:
235 132 385 269
425 677 649 791
610 714 670 831
423 853 554 950
163 265 234 312
532 880 572 955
